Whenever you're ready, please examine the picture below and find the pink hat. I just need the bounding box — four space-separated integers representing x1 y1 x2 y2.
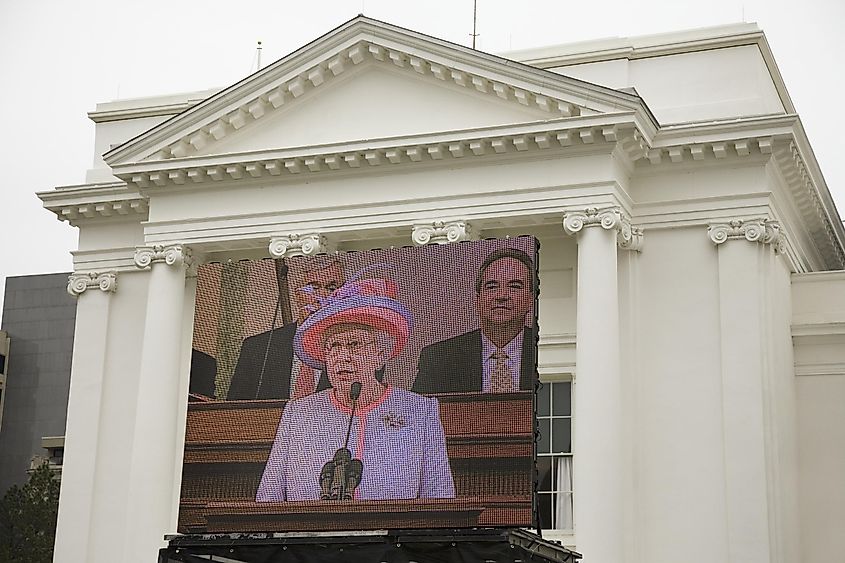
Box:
294 278 413 369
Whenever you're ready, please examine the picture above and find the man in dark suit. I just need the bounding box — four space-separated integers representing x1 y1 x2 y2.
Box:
227 258 344 400
413 248 536 394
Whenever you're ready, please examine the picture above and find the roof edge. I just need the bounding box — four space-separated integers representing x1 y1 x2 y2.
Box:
88 88 222 123
502 22 763 66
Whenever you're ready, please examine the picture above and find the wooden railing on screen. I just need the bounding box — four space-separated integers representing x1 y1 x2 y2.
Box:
179 391 534 532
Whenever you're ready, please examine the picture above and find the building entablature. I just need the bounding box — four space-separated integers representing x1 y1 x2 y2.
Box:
36 131 840 274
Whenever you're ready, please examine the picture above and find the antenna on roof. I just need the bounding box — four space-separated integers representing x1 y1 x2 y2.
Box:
256 41 263 71
469 0 480 49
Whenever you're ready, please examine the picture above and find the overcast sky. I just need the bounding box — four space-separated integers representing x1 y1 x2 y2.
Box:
0 0 842 316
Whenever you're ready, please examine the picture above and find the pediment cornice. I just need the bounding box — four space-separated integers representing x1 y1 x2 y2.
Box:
111 112 650 188
103 16 653 168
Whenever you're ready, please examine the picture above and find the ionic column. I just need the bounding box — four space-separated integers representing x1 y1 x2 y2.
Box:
54 272 117 563
123 245 193 561
563 207 641 563
708 219 785 563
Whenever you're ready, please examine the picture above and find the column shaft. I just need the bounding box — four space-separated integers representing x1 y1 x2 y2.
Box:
573 225 624 563
123 261 187 561
53 289 111 563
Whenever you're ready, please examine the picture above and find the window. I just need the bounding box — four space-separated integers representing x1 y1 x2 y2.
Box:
537 380 573 530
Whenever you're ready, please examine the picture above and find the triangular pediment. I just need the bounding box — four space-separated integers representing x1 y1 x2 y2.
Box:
195 63 557 155
105 16 649 168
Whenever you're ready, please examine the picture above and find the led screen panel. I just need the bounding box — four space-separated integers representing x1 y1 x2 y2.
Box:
180 237 539 532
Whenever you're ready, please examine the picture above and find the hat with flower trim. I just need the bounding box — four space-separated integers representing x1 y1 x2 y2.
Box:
294 277 412 369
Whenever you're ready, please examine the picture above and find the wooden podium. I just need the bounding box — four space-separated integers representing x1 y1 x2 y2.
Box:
179 392 533 532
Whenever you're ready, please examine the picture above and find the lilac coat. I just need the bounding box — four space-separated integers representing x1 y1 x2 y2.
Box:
256 386 455 501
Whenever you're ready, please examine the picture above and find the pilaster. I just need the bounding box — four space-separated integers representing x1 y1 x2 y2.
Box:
709 218 793 563
54 271 118 563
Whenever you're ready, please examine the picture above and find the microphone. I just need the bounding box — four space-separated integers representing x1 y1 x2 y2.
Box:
319 382 365 500
343 382 362 450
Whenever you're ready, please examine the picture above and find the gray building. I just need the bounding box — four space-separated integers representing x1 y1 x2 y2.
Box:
0 273 76 494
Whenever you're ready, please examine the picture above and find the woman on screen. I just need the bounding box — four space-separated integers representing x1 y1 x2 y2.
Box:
255 276 455 502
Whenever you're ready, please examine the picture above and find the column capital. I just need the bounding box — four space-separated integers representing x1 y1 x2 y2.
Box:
268 233 333 258
67 271 118 297
562 207 643 251
134 244 193 269
707 219 785 253
411 220 477 246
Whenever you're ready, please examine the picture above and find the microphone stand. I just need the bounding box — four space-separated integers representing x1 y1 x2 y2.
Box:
320 382 364 500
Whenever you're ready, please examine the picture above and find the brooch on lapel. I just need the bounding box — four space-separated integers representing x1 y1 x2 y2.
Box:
381 412 408 429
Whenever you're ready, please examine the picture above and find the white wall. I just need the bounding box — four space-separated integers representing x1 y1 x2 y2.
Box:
548 45 785 124
792 272 845 563
87 116 172 183
632 225 729 562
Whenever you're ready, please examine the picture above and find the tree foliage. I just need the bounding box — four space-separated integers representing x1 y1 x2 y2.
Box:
0 463 60 563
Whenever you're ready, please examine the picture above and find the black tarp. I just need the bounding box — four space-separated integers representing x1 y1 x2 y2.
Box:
159 529 580 563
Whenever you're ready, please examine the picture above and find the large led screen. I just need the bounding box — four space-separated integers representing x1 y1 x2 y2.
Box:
180 237 539 532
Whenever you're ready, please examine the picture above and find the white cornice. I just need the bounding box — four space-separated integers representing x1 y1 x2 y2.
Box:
37 182 148 226
771 128 845 270
88 89 221 123
102 17 653 167
641 114 797 165
652 114 796 146
111 113 649 188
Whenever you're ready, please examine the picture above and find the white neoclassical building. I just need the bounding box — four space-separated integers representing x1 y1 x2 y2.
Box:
39 17 845 563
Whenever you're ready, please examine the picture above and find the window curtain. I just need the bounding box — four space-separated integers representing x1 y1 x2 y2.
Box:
556 456 574 530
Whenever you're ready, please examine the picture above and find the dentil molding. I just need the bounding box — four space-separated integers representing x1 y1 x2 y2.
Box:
134 244 193 269
411 221 477 245
269 234 334 258
707 219 785 253
67 271 118 297
562 207 644 251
